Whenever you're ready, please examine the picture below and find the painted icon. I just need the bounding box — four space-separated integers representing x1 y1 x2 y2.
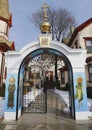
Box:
75 76 83 108
7 77 16 109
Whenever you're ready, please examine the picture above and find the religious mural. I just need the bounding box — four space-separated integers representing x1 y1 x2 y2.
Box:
75 76 83 108
74 72 88 112
4 73 18 112
7 77 16 109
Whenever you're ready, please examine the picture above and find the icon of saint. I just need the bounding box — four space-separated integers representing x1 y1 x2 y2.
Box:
75 77 83 108
7 77 16 109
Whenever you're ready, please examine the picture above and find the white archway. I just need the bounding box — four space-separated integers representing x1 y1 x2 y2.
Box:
4 40 89 120
5 41 86 70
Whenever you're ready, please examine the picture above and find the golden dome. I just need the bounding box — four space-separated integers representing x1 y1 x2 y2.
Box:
40 21 51 33
9 77 15 83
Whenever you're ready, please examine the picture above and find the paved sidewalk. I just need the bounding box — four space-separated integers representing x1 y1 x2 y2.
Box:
0 113 92 130
0 90 92 130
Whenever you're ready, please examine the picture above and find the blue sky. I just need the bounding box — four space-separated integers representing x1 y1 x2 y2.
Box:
9 0 92 50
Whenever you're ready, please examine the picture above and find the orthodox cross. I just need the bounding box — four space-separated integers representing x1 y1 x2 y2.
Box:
41 3 50 21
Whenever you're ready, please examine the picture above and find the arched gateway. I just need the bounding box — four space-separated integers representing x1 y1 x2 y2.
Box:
4 38 89 121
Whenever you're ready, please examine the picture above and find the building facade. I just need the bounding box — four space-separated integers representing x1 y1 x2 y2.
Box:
0 0 15 88
68 18 92 88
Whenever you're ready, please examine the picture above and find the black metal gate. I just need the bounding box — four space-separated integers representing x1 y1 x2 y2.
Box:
23 88 47 113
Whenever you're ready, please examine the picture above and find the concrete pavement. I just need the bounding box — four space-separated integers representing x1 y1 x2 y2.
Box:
0 90 92 130
0 113 92 130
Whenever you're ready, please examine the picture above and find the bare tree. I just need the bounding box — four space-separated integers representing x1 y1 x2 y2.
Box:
29 7 76 41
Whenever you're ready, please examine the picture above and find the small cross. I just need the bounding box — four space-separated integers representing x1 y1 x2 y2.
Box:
41 3 50 10
41 3 50 21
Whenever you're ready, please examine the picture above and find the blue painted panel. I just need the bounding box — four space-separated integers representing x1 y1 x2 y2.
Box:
4 73 18 112
73 72 88 112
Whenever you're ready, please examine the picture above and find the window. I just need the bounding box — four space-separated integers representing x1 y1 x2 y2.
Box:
86 40 92 53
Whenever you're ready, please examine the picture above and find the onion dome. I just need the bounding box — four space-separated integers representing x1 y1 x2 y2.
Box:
40 21 51 33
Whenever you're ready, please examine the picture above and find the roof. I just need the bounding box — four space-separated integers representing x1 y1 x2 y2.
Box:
0 36 15 51
68 18 92 46
0 0 12 27
0 0 10 20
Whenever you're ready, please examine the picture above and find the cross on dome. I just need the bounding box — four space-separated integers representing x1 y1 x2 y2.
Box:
41 3 50 22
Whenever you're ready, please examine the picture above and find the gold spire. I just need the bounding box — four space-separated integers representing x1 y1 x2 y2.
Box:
40 3 51 33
